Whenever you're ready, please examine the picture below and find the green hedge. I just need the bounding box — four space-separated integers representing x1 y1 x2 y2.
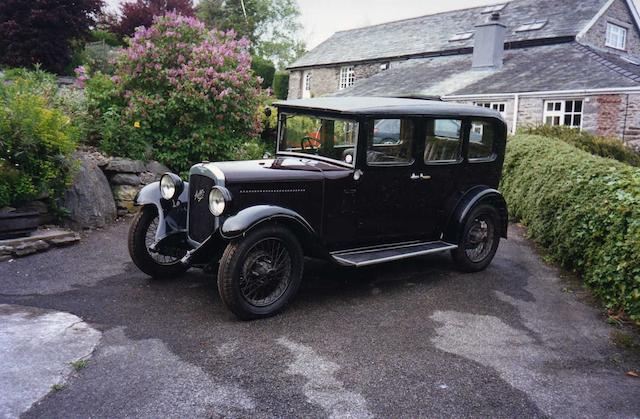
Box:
273 71 289 100
501 134 640 323
520 125 640 167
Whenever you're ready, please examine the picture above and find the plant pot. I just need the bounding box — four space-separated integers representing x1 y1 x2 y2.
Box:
0 211 41 240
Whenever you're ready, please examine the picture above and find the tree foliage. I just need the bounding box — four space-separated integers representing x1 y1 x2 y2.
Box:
0 0 104 74
197 0 305 68
111 0 195 39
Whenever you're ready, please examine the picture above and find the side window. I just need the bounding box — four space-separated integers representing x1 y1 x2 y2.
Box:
367 119 415 165
469 120 496 161
424 119 462 163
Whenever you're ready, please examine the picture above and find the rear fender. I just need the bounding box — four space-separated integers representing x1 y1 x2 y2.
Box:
134 181 190 241
443 186 509 243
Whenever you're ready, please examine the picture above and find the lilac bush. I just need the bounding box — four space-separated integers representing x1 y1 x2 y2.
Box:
91 13 265 173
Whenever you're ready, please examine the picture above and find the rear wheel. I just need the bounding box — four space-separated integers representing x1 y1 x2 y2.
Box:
217 225 304 320
451 204 501 272
128 205 188 278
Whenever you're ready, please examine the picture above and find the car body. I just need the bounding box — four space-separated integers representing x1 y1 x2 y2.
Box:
129 97 509 320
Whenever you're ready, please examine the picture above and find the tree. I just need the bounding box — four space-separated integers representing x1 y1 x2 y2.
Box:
111 0 195 39
0 0 104 74
197 0 305 68
251 56 275 89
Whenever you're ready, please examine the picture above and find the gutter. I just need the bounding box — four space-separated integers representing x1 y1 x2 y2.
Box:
442 86 640 99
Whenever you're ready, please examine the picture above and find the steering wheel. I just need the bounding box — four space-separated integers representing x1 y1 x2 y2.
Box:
301 136 319 151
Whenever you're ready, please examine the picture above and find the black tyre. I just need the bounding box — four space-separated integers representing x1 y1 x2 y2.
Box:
217 225 304 320
128 205 188 278
451 204 501 273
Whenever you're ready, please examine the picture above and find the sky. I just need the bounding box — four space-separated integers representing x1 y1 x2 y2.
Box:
105 0 640 50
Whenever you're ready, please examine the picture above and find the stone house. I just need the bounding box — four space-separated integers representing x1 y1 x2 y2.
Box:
286 0 640 149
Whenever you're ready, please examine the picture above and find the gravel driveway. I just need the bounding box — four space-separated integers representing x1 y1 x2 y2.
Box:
0 218 638 418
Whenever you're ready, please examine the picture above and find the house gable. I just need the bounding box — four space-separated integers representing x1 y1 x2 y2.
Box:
580 0 640 56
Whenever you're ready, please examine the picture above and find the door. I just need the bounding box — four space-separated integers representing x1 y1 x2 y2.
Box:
354 118 436 243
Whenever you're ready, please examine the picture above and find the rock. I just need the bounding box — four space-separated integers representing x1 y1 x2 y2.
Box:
49 234 80 247
32 240 49 251
0 255 11 262
63 152 117 230
110 173 142 186
18 200 48 214
112 185 139 202
146 161 170 175
104 158 145 174
0 245 12 255
13 243 37 257
117 209 128 217
140 172 159 185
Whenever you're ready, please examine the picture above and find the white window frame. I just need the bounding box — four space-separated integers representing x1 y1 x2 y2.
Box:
543 99 583 129
606 22 627 50
339 66 355 90
474 101 507 118
302 72 311 98
515 20 548 32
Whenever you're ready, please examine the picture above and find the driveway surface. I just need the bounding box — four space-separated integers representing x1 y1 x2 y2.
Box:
0 219 638 418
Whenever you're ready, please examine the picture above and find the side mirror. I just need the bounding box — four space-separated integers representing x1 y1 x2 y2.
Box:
263 152 272 159
264 107 272 117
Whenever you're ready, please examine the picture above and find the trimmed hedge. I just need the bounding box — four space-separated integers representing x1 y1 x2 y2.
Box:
521 125 640 167
501 134 640 323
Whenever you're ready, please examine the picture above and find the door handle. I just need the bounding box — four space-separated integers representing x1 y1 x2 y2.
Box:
410 173 420 180
420 174 432 180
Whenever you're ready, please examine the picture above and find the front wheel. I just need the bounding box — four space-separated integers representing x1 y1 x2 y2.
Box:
217 225 304 320
451 204 501 273
128 205 188 278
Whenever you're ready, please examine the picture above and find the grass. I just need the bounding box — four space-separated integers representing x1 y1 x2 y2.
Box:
70 359 88 371
611 330 640 352
51 383 65 392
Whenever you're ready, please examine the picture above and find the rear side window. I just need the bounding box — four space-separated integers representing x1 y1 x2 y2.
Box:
469 121 496 161
367 119 416 166
424 119 462 163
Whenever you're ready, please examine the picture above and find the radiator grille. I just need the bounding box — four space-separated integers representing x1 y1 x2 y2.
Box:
188 174 216 243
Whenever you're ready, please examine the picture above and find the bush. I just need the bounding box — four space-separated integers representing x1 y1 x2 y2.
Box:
87 13 264 174
0 71 78 209
521 125 640 167
273 71 289 99
501 134 640 323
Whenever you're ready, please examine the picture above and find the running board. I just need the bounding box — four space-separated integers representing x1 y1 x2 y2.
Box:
331 241 458 267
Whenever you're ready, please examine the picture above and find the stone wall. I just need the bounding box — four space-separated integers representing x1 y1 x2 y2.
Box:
582 0 640 57
622 93 640 150
288 61 394 99
103 158 169 217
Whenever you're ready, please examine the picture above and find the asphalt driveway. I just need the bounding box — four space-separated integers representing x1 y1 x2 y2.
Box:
0 219 638 418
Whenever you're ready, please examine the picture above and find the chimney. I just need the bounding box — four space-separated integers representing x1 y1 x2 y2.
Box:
472 12 507 70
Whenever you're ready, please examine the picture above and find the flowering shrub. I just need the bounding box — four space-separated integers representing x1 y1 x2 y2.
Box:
90 13 265 174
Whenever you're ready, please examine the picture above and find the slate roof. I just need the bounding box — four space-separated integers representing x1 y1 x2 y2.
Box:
289 0 609 69
330 42 640 97
274 97 501 118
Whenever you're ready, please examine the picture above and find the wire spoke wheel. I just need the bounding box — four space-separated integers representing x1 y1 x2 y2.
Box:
144 215 183 265
239 238 293 307
464 215 495 263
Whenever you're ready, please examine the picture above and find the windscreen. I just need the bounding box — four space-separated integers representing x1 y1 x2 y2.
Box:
278 113 359 166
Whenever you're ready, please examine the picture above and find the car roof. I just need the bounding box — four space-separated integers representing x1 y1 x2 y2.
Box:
274 97 504 120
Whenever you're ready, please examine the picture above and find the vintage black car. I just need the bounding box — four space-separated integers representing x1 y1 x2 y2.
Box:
128 97 508 320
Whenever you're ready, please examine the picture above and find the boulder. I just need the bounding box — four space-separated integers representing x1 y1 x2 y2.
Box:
146 161 171 175
63 153 117 230
140 172 159 185
112 185 139 203
110 173 142 186
104 158 145 174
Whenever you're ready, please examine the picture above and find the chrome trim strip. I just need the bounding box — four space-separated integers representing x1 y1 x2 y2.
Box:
331 240 423 256
276 152 355 169
332 243 458 267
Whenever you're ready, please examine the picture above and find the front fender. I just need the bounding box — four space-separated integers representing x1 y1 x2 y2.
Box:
134 181 190 241
443 186 509 243
220 205 316 240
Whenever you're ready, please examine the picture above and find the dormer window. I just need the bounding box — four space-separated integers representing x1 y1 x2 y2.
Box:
606 23 627 50
515 20 548 32
482 4 506 14
449 32 474 42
